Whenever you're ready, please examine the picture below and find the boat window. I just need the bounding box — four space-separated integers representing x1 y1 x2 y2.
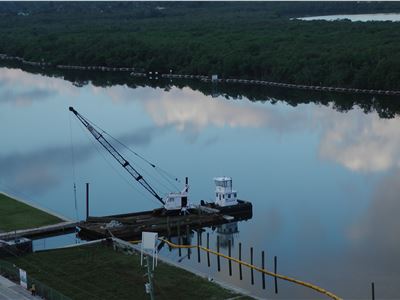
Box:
228 194 231 198
234 193 237 197
216 193 218 197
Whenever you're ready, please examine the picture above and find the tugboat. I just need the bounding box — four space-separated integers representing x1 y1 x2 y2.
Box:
201 177 252 217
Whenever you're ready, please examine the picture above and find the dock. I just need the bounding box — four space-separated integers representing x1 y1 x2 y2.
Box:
0 221 78 241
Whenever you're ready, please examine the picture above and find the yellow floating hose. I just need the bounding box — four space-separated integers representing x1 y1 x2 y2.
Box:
155 238 342 300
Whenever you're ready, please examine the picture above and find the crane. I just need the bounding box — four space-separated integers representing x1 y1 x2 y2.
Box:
69 106 189 211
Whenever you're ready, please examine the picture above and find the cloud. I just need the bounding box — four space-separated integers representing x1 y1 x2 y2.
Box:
3 67 400 174
318 108 400 172
0 88 55 105
93 84 400 174
0 67 78 106
0 126 167 195
99 84 309 136
349 169 400 254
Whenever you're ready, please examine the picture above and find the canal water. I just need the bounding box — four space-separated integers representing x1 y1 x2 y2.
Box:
1 65 400 299
298 13 400 22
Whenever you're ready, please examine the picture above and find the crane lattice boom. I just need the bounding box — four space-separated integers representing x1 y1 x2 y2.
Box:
69 107 165 205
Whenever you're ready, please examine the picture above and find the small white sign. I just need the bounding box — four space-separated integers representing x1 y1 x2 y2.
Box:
141 231 159 270
142 232 158 251
19 269 27 289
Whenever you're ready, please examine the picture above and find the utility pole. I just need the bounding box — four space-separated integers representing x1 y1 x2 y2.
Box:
145 255 155 300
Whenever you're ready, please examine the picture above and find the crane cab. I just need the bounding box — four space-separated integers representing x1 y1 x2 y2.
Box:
163 177 189 212
214 177 238 207
164 192 188 210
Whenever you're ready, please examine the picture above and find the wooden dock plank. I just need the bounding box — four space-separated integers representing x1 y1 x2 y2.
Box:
0 221 78 240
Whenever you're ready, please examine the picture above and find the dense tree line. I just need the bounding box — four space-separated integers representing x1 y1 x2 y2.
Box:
1 2 400 90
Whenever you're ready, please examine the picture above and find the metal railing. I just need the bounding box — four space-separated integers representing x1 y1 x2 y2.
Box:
0 259 71 300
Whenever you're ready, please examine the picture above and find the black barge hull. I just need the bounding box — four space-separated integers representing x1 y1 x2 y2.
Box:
78 200 252 240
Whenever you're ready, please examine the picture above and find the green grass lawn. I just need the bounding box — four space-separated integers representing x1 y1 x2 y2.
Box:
5 243 253 300
0 193 62 232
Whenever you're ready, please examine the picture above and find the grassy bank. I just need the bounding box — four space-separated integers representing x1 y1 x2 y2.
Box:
4 243 252 300
0 193 62 232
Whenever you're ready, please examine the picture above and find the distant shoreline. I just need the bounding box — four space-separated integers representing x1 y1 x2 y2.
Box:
1 54 399 97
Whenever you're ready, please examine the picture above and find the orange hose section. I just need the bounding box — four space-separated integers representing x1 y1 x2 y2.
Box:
149 238 342 300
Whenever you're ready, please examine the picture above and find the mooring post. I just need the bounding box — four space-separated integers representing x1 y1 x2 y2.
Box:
239 242 242 280
261 250 265 290
85 182 89 220
274 256 278 294
178 236 182 257
186 225 190 237
371 282 375 300
197 231 201 263
207 233 210 267
217 235 221 272
167 216 171 237
250 247 254 285
199 231 202 245
228 239 232 276
186 225 190 259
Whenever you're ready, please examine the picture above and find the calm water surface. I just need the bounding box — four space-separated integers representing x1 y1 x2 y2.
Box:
1 66 400 299
298 13 400 22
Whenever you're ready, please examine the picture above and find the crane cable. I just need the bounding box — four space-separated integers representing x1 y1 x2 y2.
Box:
76 120 161 207
78 112 181 192
102 128 181 191
69 113 79 221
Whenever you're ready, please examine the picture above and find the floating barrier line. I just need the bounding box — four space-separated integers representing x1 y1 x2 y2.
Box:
1 53 399 96
136 238 342 300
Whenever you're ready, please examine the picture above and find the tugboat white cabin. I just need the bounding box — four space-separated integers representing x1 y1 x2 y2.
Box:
214 177 238 207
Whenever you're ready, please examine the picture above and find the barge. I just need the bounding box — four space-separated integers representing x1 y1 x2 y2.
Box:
78 177 252 240
69 107 253 240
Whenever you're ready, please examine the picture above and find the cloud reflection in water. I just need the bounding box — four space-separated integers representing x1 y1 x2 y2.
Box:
318 109 400 173
0 126 167 195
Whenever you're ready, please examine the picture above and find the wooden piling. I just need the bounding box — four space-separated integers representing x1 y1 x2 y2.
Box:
177 223 181 257
197 231 201 263
167 216 171 237
239 242 242 280
178 236 182 257
228 239 232 276
250 247 254 285
274 256 278 294
207 233 210 267
261 250 265 290
86 183 89 220
217 236 220 272
371 282 375 300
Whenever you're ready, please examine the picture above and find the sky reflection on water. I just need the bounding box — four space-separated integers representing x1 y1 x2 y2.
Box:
1 67 400 299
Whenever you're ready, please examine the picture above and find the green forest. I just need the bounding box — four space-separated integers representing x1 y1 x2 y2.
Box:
1 2 400 90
